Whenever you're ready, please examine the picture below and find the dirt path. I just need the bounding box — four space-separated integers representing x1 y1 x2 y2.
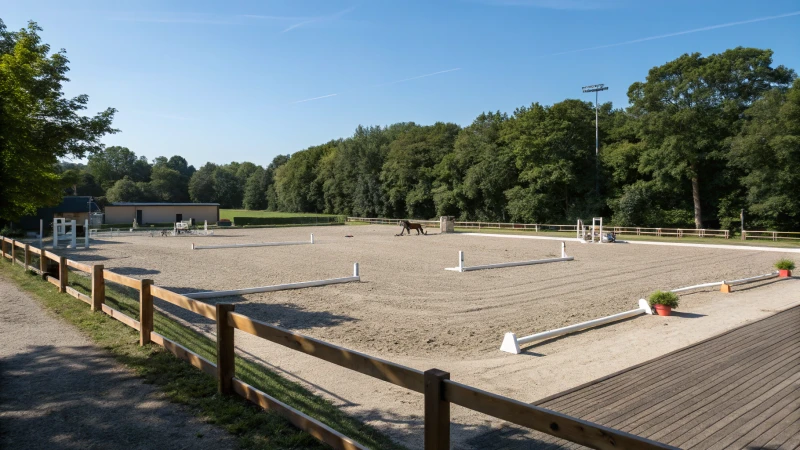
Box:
0 274 235 450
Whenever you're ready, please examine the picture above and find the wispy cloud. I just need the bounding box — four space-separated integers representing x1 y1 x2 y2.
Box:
282 7 355 33
554 10 800 55
109 13 236 25
289 68 462 105
289 93 339 104
373 68 462 87
476 0 621 10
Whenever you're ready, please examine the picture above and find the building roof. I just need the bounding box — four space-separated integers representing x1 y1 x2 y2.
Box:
107 203 220 207
53 196 102 213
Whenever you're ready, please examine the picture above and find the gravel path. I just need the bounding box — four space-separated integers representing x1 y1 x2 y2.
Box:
0 273 235 450
54 226 800 448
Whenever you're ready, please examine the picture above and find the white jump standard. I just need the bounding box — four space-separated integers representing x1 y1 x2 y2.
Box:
184 263 360 299
192 234 315 250
446 242 573 272
501 299 653 354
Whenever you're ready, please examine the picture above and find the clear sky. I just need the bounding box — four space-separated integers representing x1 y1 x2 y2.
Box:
4 0 800 168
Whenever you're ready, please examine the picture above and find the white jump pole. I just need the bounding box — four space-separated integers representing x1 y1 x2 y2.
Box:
447 245 573 272
84 219 89 248
353 262 359 278
311 234 314 244
185 267 361 299
501 299 653 354
727 272 779 286
70 220 77 249
39 219 43 249
53 219 58 249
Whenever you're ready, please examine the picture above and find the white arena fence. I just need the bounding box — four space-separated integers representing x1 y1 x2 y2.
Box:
446 242 572 272
184 263 360 299
501 269 783 354
346 217 742 239
742 230 800 241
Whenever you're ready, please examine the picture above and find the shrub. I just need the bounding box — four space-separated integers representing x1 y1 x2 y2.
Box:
775 259 795 271
232 216 344 226
648 290 679 308
0 224 25 238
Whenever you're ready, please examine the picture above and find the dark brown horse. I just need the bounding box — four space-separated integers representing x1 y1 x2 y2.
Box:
398 220 427 236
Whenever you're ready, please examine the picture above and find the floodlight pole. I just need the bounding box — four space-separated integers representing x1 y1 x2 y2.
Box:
582 84 608 195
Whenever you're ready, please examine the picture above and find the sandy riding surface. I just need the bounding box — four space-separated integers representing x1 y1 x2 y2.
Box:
60 226 800 448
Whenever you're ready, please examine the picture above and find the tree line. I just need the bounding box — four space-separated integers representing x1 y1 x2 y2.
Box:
2 20 798 231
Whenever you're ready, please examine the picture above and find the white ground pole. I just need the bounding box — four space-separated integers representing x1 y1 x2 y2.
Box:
84 219 89 249
592 217 603 243
184 263 361 299
446 242 573 272
53 218 60 248
501 299 653 354
192 234 315 250
669 271 779 293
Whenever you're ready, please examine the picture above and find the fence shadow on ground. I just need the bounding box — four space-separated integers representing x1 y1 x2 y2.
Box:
0 345 226 450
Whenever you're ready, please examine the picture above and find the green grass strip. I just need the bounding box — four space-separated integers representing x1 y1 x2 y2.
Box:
0 259 405 450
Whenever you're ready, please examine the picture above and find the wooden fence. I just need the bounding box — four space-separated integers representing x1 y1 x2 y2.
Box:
742 230 800 241
0 235 675 450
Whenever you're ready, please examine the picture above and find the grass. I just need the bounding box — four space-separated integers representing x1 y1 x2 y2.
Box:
0 258 405 450
220 210 339 221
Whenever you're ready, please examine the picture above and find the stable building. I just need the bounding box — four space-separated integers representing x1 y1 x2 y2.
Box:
104 203 220 226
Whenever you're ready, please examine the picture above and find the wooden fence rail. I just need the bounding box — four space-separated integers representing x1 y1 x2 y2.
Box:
0 235 675 450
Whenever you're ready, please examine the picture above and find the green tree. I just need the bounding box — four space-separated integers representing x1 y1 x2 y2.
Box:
242 166 268 210
188 163 217 203
628 47 794 228
213 168 243 208
0 20 116 220
730 79 800 230
87 146 149 189
106 177 143 202
150 165 188 202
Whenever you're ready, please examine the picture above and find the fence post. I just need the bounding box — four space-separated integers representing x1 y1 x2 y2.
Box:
216 304 236 395
39 249 47 279
424 368 450 450
1 238 5 259
58 256 68 293
11 240 16 264
91 264 105 312
24 244 30 270
139 279 154 346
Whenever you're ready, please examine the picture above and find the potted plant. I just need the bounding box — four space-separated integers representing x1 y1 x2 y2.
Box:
648 290 680 317
775 259 795 278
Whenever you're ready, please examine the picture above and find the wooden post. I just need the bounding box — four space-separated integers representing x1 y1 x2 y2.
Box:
216 303 236 395
39 250 47 280
1 238 5 259
424 368 450 450
58 256 68 293
139 279 154 346
91 264 105 312
24 244 30 270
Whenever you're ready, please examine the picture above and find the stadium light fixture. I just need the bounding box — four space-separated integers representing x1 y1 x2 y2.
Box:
582 84 608 195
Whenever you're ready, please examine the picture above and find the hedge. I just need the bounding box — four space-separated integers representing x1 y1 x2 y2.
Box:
232 216 345 226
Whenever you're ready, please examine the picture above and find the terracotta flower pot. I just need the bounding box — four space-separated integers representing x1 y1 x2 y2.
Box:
778 269 792 278
654 304 672 316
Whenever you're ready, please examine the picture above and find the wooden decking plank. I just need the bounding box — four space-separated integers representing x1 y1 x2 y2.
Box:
645 351 800 442
594 332 800 428
540 311 798 411
677 372 800 449
531 306 800 450
703 382 800 450
736 398 800 450
548 318 799 415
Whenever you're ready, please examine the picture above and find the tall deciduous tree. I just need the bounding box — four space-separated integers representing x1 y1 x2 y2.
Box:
628 47 794 228
0 20 116 220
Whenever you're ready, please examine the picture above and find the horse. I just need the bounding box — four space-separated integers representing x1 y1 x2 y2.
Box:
397 220 427 236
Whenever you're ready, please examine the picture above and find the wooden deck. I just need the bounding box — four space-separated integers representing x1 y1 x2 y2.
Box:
466 306 800 449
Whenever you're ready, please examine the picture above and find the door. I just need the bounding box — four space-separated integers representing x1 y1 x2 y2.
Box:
176 213 183 223
136 209 143 225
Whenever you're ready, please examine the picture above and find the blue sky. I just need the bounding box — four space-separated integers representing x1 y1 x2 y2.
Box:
4 0 800 167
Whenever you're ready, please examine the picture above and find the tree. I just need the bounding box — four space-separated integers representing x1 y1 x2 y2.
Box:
150 165 188 202
628 48 794 228
214 168 243 208
87 146 148 189
188 163 217 203
730 80 800 230
0 20 116 220
106 177 143 202
243 166 268 210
